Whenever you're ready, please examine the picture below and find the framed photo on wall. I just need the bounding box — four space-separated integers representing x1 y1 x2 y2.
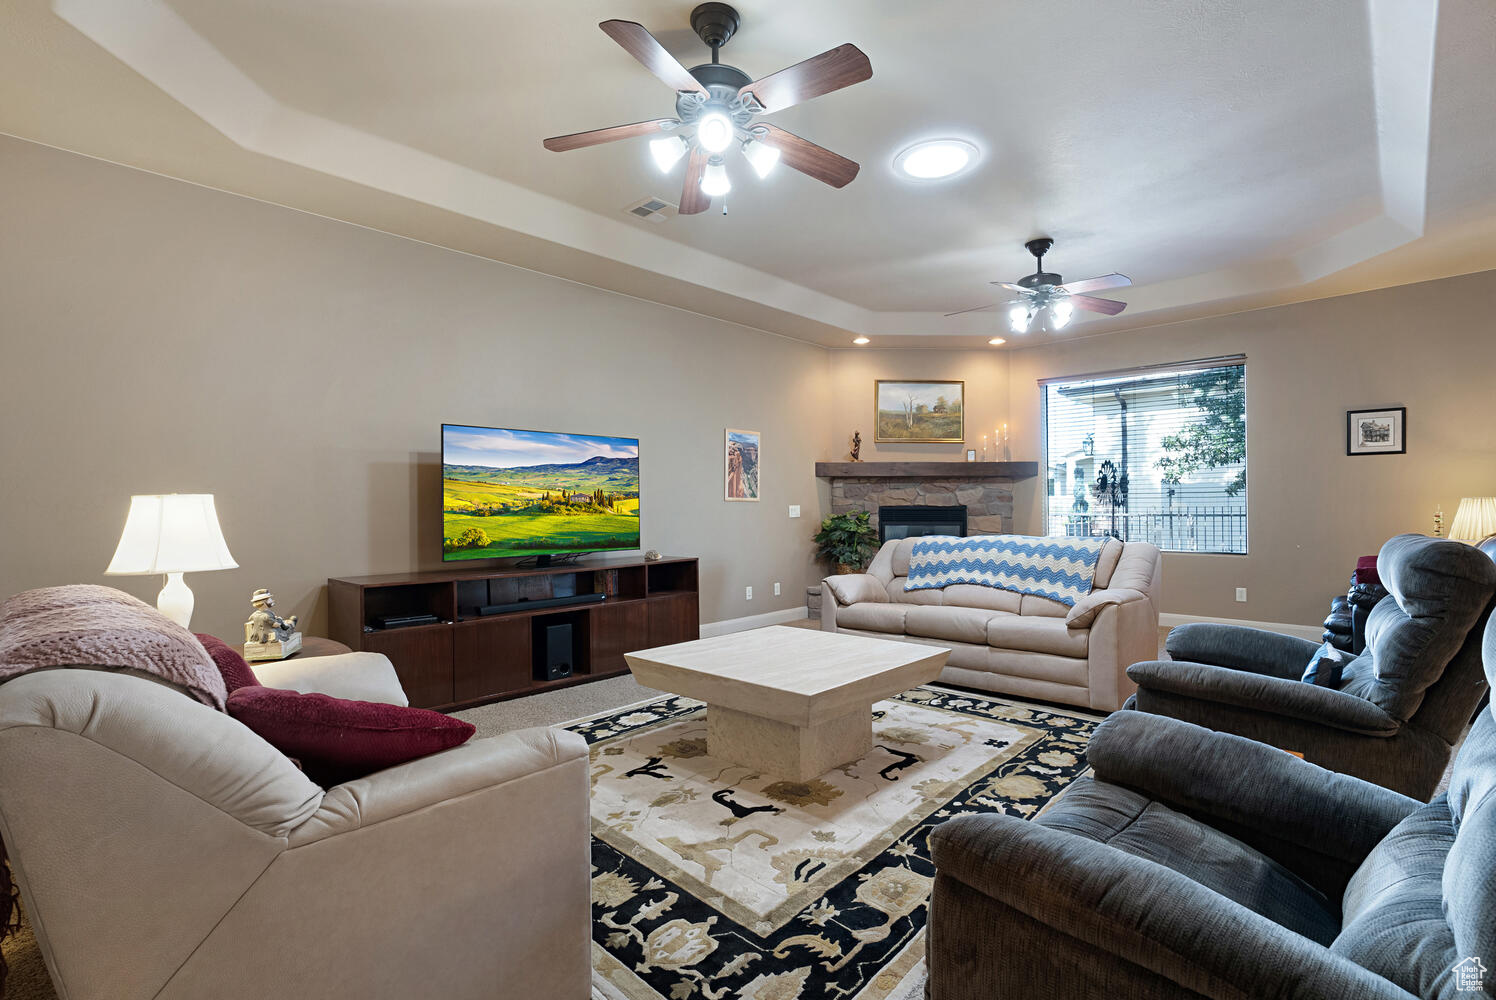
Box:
874 380 964 443
1346 407 1406 455
725 428 760 501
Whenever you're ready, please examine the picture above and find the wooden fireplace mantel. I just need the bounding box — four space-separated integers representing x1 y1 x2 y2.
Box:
814 461 1038 479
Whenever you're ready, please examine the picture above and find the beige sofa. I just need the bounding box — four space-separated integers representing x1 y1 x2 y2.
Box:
822 536 1162 711
0 651 591 1000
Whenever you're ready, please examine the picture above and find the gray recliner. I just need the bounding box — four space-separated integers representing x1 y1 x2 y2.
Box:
1127 533 1496 799
926 612 1496 999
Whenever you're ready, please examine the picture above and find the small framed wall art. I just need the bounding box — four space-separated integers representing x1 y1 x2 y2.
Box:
874 380 964 443
725 428 760 501
1346 407 1406 456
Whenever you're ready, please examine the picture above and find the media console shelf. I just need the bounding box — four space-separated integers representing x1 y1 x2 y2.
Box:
328 556 699 710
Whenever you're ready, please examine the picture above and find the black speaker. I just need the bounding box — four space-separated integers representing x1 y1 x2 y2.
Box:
537 623 574 681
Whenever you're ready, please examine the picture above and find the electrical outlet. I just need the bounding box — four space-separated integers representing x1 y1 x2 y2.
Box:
745 586 753 600
774 582 781 596
1235 587 1247 603
788 505 801 518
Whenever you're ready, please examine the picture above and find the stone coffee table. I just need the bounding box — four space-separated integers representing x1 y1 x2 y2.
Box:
625 625 949 780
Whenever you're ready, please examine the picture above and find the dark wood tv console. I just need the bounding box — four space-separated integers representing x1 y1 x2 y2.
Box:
328 556 699 710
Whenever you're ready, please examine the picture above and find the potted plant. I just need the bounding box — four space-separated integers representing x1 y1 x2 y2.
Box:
814 510 879 574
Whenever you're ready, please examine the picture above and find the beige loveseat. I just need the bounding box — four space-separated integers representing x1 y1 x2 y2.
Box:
821 536 1162 711
0 651 591 1000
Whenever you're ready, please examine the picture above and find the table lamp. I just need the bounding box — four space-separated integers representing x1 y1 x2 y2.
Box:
1448 497 1496 543
105 494 238 628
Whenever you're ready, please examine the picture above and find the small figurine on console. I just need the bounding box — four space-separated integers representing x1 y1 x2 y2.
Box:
243 588 302 661
850 430 862 462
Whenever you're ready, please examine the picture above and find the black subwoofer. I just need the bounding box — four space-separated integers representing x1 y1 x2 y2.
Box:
536 622 574 681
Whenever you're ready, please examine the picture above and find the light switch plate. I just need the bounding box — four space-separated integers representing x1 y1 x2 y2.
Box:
1235 588 1247 602
773 582 781 596
745 586 753 600
788 505 801 518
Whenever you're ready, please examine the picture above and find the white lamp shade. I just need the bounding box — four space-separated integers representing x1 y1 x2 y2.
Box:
1448 497 1496 541
106 494 238 575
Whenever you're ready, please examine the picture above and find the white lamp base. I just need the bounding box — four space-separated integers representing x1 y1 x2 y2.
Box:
156 572 195 629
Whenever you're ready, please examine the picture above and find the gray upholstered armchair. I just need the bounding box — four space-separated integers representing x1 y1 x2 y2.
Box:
1127 533 1496 799
927 612 1496 998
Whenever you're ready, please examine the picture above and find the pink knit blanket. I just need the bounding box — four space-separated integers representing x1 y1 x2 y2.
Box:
0 585 226 710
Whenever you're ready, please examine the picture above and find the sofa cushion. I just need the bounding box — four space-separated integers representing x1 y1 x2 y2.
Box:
1302 641 1349 688
1019 593 1070 618
905 606 1011 645
835 603 910 635
196 633 262 695
226 687 476 786
1332 797 1459 997
939 584 1023 614
890 537 920 577
987 616 1089 657
886 579 945 605
1091 537 1125 588
1038 776 1342 946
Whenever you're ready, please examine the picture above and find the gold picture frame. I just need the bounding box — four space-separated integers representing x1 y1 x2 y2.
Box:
873 380 965 443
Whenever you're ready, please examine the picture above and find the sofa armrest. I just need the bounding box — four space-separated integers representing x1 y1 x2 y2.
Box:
1164 622 1322 678
1087 712 1418 865
821 574 887 606
1081 590 1160 712
930 814 1416 1000
1066 587 1145 627
1127 660 1400 736
251 651 408 706
288 726 586 846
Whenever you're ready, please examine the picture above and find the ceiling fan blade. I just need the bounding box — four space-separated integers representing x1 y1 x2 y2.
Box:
943 303 1008 318
542 118 677 152
599 20 708 95
738 43 872 114
1069 293 1128 316
1058 273 1132 295
988 282 1034 296
756 125 859 188
678 147 710 215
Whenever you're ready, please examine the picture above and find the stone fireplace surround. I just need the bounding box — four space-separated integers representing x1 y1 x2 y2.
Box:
816 461 1037 536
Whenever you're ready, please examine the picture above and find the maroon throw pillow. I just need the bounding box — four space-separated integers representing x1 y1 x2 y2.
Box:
227 686 475 786
196 633 262 696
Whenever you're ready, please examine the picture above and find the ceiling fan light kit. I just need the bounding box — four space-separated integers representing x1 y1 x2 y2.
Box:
542 4 871 215
946 238 1133 337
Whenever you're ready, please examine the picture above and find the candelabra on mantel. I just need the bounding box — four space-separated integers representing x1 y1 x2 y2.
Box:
981 425 1012 463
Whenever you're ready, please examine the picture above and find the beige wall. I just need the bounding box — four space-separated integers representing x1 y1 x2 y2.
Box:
1003 270 1496 624
824 349 1011 462
0 136 828 642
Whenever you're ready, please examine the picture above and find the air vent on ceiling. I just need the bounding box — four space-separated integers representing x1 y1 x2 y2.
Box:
623 197 676 223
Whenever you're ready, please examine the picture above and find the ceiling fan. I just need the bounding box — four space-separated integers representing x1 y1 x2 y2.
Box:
542 3 871 215
947 239 1132 334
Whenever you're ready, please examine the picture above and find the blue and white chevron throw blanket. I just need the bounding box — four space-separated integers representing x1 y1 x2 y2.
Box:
904 535 1108 607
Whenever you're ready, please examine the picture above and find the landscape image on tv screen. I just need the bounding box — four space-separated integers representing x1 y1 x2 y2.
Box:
442 425 640 560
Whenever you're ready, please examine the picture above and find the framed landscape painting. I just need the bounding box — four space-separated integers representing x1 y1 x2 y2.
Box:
874 380 964 443
1347 407 1406 455
725 428 760 501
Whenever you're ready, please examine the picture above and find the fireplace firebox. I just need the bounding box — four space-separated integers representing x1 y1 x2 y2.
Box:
878 505 967 543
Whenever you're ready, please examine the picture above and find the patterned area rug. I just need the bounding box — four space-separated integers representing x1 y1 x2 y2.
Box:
572 685 1101 1000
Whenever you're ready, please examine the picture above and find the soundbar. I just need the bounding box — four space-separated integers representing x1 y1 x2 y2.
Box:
475 592 606 617
374 612 442 629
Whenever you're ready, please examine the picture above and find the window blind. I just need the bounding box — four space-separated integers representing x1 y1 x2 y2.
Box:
1042 359 1247 554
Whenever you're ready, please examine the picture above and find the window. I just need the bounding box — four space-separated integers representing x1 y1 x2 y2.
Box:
1042 358 1246 554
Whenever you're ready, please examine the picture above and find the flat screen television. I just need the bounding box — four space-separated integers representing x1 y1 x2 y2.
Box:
442 424 640 562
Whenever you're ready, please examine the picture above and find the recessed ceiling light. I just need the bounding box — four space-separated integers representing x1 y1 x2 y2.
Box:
988 337 1006 346
852 336 871 345
894 139 979 180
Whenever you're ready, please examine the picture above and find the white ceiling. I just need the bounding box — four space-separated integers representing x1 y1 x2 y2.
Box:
4 0 1495 347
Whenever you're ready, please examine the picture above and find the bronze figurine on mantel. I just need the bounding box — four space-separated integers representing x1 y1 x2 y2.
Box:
850 430 862 462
